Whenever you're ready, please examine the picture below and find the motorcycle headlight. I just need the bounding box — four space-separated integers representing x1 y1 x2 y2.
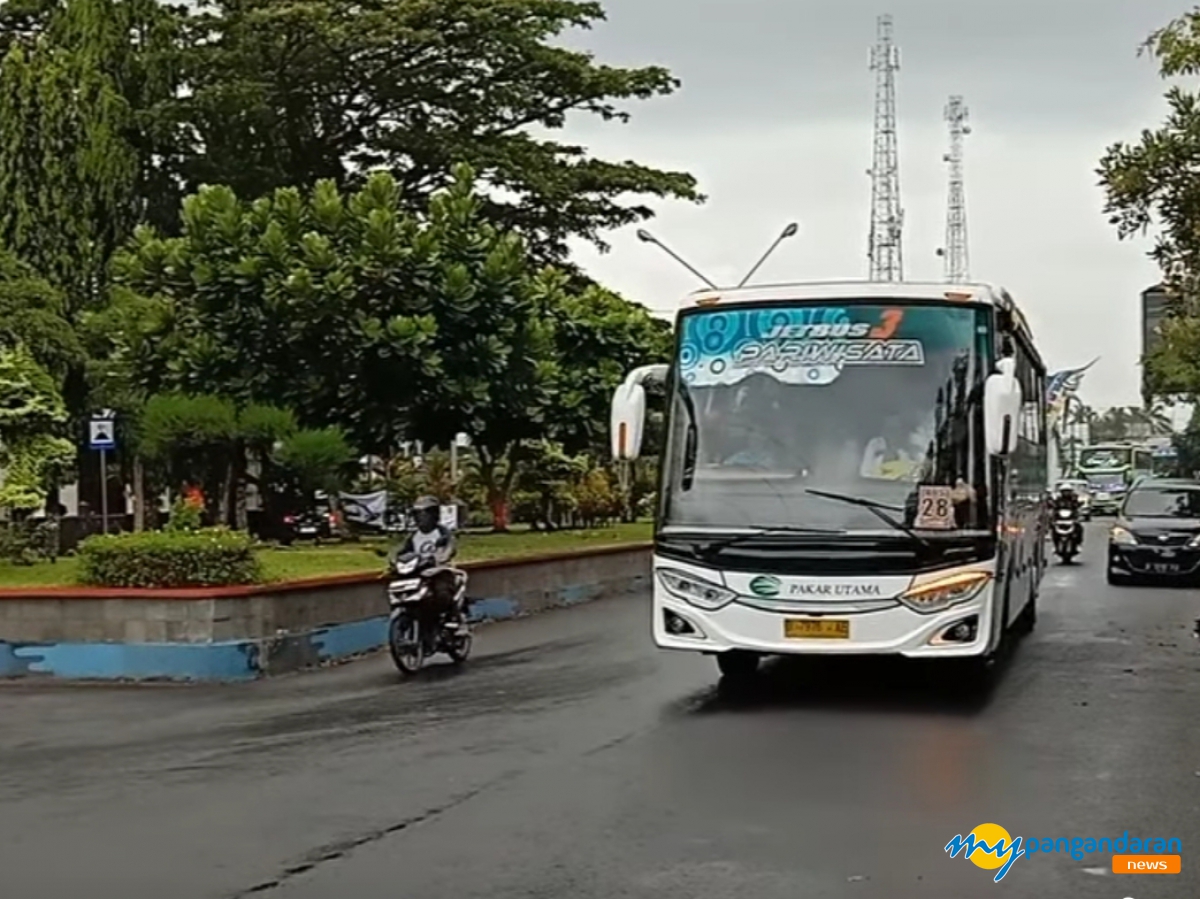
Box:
1057 509 1073 519
1110 526 1136 546
656 567 737 611
1188 534 1200 548
395 558 419 575
899 570 990 615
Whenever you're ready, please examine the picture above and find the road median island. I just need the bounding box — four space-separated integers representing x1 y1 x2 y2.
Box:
0 537 652 683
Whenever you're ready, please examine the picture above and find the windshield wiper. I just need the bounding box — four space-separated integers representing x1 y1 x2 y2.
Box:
690 524 845 555
804 487 931 547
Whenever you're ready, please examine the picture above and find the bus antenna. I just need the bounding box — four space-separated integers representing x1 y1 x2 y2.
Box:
737 222 799 288
635 229 718 289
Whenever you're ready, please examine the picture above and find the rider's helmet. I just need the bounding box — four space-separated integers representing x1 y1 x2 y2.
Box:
1056 483 1076 503
411 495 440 533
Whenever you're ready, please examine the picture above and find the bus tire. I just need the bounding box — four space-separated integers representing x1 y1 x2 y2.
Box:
954 655 997 694
716 650 760 681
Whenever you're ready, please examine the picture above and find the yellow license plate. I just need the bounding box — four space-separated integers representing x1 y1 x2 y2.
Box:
784 618 850 639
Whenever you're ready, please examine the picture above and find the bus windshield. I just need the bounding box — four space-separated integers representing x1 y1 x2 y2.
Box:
661 301 991 535
1079 446 1130 470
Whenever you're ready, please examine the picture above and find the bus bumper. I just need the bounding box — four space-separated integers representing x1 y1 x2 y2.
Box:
652 568 997 659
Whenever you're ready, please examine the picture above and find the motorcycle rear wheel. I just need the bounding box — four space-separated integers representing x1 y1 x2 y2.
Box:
389 614 423 675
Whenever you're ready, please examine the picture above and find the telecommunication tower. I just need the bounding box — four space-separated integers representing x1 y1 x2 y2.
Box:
867 14 903 282
941 95 970 282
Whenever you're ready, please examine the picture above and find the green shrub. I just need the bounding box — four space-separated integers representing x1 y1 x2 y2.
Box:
164 496 204 532
0 519 59 565
78 528 263 588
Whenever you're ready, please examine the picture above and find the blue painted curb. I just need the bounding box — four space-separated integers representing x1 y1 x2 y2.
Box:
0 581 639 682
0 639 259 681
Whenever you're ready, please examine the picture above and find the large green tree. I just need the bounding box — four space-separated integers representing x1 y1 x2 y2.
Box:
171 0 701 263
0 342 74 512
0 248 82 377
106 166 549 461
0 0 702 277
1099 9 1200 400
543 280 671 454
0 18 137 316
0 0 188 236
103 166 669 530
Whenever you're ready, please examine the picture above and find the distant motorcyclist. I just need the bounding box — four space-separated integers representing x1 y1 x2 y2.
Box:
1051 484 1084 544
1052 483 1082 515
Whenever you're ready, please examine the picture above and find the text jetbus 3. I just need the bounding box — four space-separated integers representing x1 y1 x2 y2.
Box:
611 280 1048 682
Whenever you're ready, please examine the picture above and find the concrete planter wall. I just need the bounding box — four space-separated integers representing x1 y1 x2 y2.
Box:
0 542 651 682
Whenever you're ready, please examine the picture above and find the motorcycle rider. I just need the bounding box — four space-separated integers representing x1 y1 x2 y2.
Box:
400 495 456 565
396 496 464 629
1051 483 1084 547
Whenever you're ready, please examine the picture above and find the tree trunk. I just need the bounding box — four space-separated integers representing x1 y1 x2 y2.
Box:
489 493 510 532
133 456 146 532
478 444 518 532
233 442 249 532
218 459 235 527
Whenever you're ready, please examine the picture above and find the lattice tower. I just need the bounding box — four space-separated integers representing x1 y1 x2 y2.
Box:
867 14 903 281
942 95 970 282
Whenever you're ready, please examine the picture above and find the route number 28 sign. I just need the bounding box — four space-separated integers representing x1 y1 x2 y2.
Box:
915 485 955 530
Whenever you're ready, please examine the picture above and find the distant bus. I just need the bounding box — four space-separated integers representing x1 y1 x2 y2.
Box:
1076 443 1153 513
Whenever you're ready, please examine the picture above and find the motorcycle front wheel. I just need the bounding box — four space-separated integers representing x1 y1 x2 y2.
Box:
389 613 423 675
447 627 472 664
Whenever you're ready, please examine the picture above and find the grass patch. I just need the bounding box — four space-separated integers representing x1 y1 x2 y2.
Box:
0 521 653 589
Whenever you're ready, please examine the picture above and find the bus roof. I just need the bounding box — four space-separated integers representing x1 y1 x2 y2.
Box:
680 279 1038 353
683 280 1014 308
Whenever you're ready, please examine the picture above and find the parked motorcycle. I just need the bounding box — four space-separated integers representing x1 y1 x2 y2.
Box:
1051 506 1082 563
386 551 472 675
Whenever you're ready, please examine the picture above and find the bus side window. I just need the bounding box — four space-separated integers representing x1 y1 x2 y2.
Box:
1012 341 1034 443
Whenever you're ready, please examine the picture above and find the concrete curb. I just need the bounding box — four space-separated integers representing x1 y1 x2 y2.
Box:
0 543 652 682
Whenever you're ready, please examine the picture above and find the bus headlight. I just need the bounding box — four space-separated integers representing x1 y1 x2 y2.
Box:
656 568 737 611
1110 526 1136 545
899 570 990 615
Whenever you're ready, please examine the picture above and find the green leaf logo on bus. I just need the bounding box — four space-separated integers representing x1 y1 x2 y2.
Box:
749 576 781 597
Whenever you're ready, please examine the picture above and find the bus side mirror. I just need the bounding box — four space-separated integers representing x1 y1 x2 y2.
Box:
984 357 1021 457
610 364 668 461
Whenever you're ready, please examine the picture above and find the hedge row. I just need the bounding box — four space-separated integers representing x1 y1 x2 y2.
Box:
78 528 263 588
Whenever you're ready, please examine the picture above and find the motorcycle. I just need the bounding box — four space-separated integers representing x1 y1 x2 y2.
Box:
386 551 472 675
1051 506 1082 563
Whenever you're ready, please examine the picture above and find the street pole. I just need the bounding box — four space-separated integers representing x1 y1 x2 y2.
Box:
451 440 458 489
100 447 108 535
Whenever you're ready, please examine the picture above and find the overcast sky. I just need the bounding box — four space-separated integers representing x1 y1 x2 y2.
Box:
558 0 1190 411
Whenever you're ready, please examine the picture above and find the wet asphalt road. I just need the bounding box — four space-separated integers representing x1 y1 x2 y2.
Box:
2 522 1200 898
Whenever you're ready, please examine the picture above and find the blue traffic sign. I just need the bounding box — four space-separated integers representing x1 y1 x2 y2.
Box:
88 419 116 450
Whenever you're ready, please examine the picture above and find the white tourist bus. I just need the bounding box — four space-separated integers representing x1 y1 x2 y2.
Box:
611 281 1048 681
